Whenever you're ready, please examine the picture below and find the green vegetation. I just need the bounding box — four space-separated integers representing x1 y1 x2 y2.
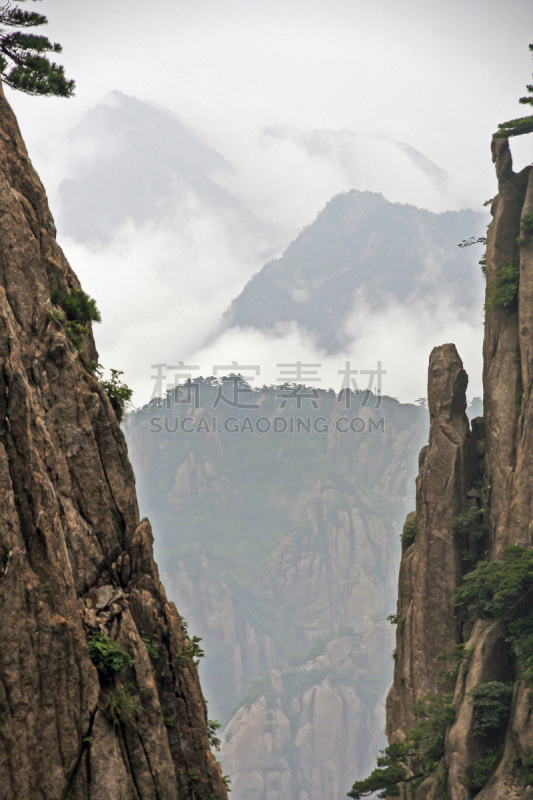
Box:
104 684 140 725
521 213 533 236
229 633 391 771
523 754 533 786
96 367 133 422
349 744 408 798
220 768 231 791
485 264 519 311
453 502 486 539
178 613 190 636
349 693 454 798
455 545 533 682
48 290 133 421
283 666 323 704
51 288 101 324
409 693 455 775
457 234 487 273
452 501 487 563
449 562 516 795
0 0 74 96
49 288 101 353
236 666 322 714
495 43 533 138
401 514 417 547
207 719 221 751
186 770 200 788
88 632 133 678
468 682 512 738
455 684 511 791
142 637 158 660
459 749 500 792
455 544 533 620
517 213 533 244
136 379 416 574
175 635 205 668
437 644 473 682
248 633 387 727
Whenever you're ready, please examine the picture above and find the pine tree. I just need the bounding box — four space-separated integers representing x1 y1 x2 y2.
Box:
494 43 533 138
0 0 74 97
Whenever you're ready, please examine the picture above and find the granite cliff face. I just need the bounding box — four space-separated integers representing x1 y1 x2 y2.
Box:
220 626 393 800
126 389 426 711
387 343 479 739
126 385 428 799
383 137 533 799
0 85 227 799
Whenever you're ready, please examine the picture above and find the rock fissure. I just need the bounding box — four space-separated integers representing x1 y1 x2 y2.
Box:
371 137 533 800
0 81 227 800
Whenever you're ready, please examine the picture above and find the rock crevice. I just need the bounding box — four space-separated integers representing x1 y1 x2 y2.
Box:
385 136 533 799
0 84 227 799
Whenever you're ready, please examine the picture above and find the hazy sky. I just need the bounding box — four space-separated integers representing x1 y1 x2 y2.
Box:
7 0 533 403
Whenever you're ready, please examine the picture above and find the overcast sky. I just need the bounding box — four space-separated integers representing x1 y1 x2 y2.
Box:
6 0 533 403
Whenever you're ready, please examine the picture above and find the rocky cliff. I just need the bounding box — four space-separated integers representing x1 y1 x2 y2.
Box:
0 84 227 799
126 383 430 799
220 626 393 800
359 137 533 798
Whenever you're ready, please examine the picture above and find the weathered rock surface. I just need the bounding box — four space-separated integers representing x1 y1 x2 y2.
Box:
221 627 394 800
125 381 428 799
483 138 531 557
126 394 426 717
0 84 227 799
387 343 478 738
384 137 533 799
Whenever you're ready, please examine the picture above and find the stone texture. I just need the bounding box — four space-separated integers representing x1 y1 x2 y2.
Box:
446 620 511 800
483 138 531 556
125 340 427 799
387 343 478 741
127 407 425 717
0 83 227 799
220 627 393 800
384 136 533 799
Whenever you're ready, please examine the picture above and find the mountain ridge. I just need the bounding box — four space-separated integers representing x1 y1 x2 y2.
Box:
222 189 487 353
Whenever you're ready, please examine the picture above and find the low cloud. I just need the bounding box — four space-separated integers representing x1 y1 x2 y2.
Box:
259 126 455 214
44 93 486 407
189 288 484 405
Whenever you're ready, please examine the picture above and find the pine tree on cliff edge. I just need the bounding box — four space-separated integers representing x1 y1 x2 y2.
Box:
0 0 74 96
494 42 533 138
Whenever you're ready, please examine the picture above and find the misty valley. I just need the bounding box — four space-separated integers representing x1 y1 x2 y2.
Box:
1 4 532 800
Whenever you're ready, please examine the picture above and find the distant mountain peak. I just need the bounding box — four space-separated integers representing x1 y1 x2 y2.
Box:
223 190 487 353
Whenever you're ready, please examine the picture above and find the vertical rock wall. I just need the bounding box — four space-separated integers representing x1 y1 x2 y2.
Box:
386 344 478 742
0 85 228 799
483 139 531 557
125 389 427 800
384 138 533 799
